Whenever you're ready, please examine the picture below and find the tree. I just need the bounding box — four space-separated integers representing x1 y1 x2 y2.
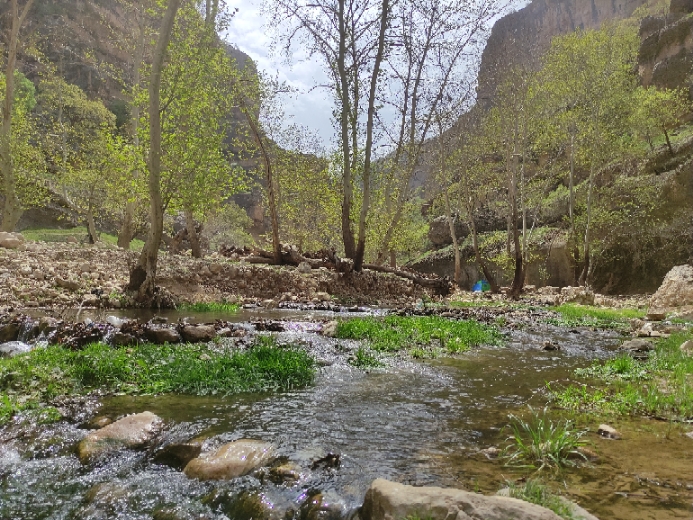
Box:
128 0 183 299
1 0 36 231
631 87 691 156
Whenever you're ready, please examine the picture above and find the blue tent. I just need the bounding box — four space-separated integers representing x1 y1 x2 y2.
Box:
472 280 491 292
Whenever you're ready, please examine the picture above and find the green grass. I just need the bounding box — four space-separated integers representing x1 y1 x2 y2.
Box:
349 347 384 368
502 408 587 470
177 302 240 313
545 304 645 330
0 338 315 424
335 316 503 354
549 332 693 420
21 227 145 250
504 480 576 519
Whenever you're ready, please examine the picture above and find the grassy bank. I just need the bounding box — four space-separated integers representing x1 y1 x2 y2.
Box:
21 227 145 250
546 304 645 330
335 316 503 354
549 332 693 420
0 339 315 425
176 302 240 313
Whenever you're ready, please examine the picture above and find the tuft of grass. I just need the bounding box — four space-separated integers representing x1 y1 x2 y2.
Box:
335 316 503 354
504 480 575 519
177 301 240 313
546 304 645 330
549 332 693 420
502 408 587 470
349 347 384 368
0 338 315 424
22 227 145 250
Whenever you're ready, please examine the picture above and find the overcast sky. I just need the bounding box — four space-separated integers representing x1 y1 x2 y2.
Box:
223 0 522 150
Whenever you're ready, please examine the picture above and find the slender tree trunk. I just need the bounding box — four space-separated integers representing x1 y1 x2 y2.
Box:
337 0 355 259
389 250 396 268
128 0 182 298
663 128 674 156
509 153 524 299
568 130 580 284
353 0 390 272
1 0 35 232
578 162 595 286
184 207 202 258
469 215 500 293
118 20 145 250
443 189 461 286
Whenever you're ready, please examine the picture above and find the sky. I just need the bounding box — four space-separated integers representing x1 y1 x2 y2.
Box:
223 0 522 151
224 0 335 147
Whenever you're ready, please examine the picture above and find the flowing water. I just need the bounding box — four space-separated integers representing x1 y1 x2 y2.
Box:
1 315 692 520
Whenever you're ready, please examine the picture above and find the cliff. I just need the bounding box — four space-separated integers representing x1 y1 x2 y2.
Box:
477 0 647 105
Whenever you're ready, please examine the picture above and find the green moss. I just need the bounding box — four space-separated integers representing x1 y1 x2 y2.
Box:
549 332 693 420
177 302 240 313
545 304 645 330
349 347 384 368
0 339 315 424
335 316 503 354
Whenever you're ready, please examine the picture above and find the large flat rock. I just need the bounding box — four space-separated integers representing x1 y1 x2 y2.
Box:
183 439 275 480
650 264 693 313
77 411 163 463
360 479 564 520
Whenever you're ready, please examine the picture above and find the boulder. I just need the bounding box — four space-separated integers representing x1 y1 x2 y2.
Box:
183 439 275 480
145 326 181 344
428 215 468 248
180 324 216 343
649 264 693 313
322 321 339 337
496 488 598 520
154 441 203 470
360 479 564 520
0 322 20 342
0 231 24 249
0 341 32 358
77 411 163 463
560 287 595 305
620 339 654 353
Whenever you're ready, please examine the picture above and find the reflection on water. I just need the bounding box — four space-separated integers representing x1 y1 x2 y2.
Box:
1 323 692 519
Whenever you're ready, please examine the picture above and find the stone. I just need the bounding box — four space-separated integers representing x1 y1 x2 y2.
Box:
560 286 595 305
542 340 560 351
18 266 32 276
480 447 501 459
112 332 138 347
180 324 216 343
209 263 223 274
77 411 163 463
650 264 693 313
38 316 60 334
686 431 693 440
0 341 32 358
269 462 303 483
496 489 599 520
0 231 23 249
597 424 622 440
620 338 654 353
360 479 563 520
322 321 339 337
680 340 693 356
299 491 346 520
183 439 275 481
297 262 312 274
0 322 20 342
55 277 80 291
86 416 114 429
145 326 181 344
537 286 560 296
646 312 667 321
154 441 203 470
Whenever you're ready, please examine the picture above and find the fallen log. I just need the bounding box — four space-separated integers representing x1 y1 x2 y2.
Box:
363 264 451 295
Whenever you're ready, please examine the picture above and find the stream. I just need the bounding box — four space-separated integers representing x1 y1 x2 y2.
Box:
1 311 692 520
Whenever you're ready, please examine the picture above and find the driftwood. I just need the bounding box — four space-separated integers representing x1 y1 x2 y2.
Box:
219 244 450 294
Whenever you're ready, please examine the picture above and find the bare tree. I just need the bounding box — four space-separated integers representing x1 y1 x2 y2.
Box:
1 0 35 232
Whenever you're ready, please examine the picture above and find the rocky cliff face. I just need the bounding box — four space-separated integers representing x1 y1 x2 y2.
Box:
477 0 647 105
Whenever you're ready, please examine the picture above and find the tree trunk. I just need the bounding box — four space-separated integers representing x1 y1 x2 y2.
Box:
128 0 182 299
578 162 595 286
443 188 461 287
663 128 674 156
184 207 202 258
337 0 356 259
509 153 524 299
118 19 145 250
86 209 98 244
353 0 390 272
389 249 396 268
1 0 35 232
